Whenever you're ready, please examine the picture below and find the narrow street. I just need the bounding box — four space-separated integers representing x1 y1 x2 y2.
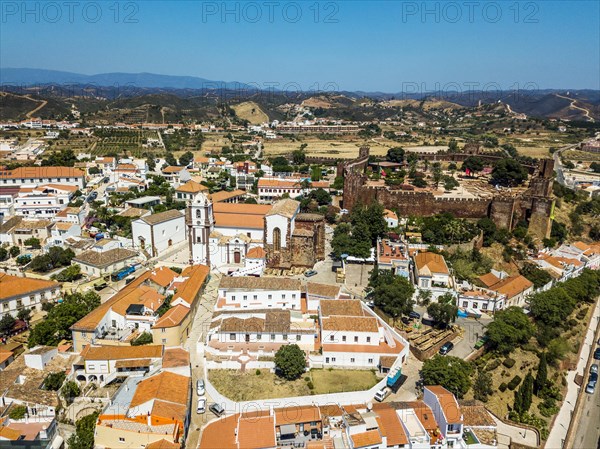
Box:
184 271 221 449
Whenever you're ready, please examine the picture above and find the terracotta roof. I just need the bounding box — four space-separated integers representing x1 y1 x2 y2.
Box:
214 212 264 229
213 202 271 215
351 430 382 448
173 265 209 305
0 166 84 179
80 345 163 361
211 189 245 203
237 415 276 449
266 198 300 218
319 299 364 317
275 405 321 425
373 405 409 446
426 385 463 424
384 209 398 220
0 216 22 233
199 414 238 449
56 222 75 231
146 439 180 449
118 207 149 218
176 180 208 194
152 399 188 422
140 209 184 225
149 266 179 288
0 273 60 301
321 316 378 333
0 351 14 365
73 247 137 268
219 276 301 291
487 275 533 299
413 252 449 276
114 358 151 369
162 348 190 368
153 304 190 328
478 272 500 288
130 371 190 408
71 272 154 331
246 247 266 258
162 166 185 173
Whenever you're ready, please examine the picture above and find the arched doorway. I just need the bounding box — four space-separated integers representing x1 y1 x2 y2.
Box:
168 239 173 247
139 236 145 250
273 227 281 251
234 250 241 264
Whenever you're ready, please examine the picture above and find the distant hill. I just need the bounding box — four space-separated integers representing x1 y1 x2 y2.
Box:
1 68 254 91
1 68 598 122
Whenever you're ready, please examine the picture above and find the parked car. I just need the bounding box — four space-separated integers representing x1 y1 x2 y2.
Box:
304 270 317 277
585 381 596 395
409 311 421 320
591 364 599 375
589 372 598 385
439 342 454 356
93 282 107 291
594 348 600 360
197 379 205 396
474 336 489 350
196 398 206 414
209 403 225 416
374 387 389 402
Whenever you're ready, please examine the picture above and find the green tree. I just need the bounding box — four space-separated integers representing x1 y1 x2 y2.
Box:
421 355 473 398
486 307 534 354
17 308 31 322
178 151 194 166
9 246 20 258
514 372 534 415
427 294 458 328
23 237 41 249
41 148 78 167
44 372 66 391
491 158 528 187
0 247 8 261
52 264 82 282
88 166 101 175
274 344 306 380
462 156 485 174
528 287 575 328
386 147 405 163
67 412 98 449
534 352 548 396
473 369 493 402
61 380 81 404
131 332 153 346
370 270 415 319
519 263 552 289
0 314 16 335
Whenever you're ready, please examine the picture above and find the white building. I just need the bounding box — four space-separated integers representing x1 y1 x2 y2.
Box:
0 274 62 319
73 248 139 277
14 184 77 218
216 277 302 310
0 166 85 188
132 210 186 258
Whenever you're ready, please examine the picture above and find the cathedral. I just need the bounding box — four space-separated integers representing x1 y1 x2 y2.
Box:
183 181 325 271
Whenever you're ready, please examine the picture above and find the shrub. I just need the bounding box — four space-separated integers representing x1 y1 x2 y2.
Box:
255 369 261 375
306 381 314 390
304 376 310 382
503 358 516 368
567 318 578 328
499 383 508 392
9 405 27 420
131 332 153 346
486 359 502 371
508 375 522 390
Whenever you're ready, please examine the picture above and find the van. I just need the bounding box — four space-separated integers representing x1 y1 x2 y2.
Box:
197 379 205 396
439 342 454 355
374 388 388 402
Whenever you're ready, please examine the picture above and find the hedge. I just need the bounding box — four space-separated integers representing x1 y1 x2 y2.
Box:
486 359 502 371
503 358 516 368
508 375 522 390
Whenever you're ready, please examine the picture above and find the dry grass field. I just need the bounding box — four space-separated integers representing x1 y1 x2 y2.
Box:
208 368 379 401
231 101 269 125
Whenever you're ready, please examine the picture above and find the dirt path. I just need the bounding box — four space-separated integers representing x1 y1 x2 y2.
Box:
555 94 595 122
24 95 48 118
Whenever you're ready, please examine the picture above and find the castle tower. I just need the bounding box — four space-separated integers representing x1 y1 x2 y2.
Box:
187 192 215 266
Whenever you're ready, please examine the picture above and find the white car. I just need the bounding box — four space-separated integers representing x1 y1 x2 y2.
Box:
197 398 206 414
374 387 389 402
197 379 205 396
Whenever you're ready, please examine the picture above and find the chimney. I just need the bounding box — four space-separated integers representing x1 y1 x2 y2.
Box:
147 412 151 427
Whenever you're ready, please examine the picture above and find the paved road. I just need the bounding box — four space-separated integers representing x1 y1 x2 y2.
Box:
184 271 221 449
572 383 600 449
546 298 600 448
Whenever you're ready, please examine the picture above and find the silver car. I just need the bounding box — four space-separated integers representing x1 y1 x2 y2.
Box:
585 382 595 395
591 364 599 375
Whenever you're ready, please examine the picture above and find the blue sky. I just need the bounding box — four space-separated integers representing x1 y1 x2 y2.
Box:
1 1 599 91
